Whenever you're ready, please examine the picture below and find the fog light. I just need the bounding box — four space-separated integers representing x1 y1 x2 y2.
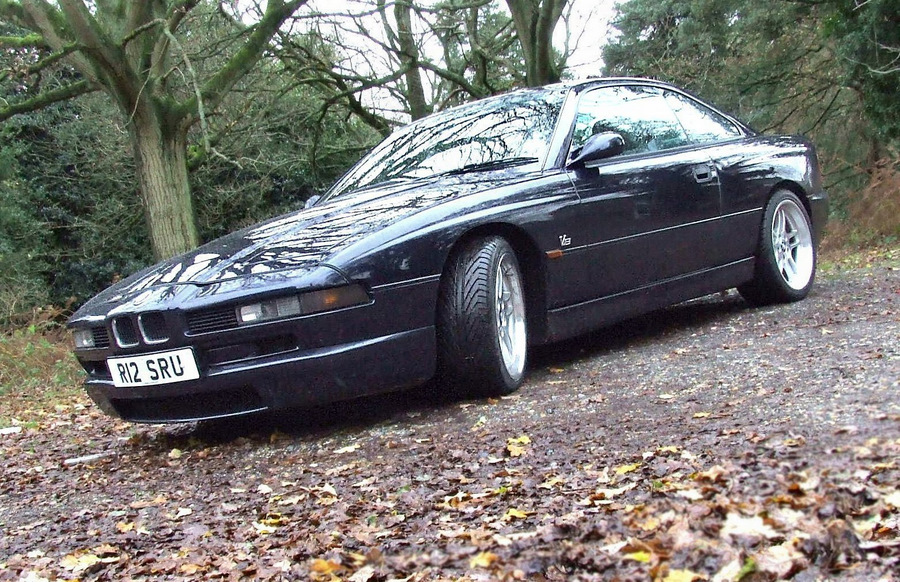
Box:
237 303 264 323
73 328 95 349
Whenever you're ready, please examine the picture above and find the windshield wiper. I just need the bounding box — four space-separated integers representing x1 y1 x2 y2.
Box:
439 156 539 176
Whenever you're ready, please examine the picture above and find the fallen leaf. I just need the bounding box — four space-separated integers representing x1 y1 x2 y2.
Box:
614 462 641 475
168 448 183 459
675 489 704 501
180 563 206 575
692 412 711 418
253 521 278 535
258 512 287 526
663 569 703 582
335 443 361 454
279 494 306 505
353 476 378 488
754 542 807 578
173 507 192 519
507 435 531 457
720 513 779 543
310 558 342 574
539 476 565 489
507 444 527 457
470 551 499 568
624 551 651 563
712 559 744 582
349 565 376 582
579 482 637 505
696 465 729 482
503 508 530 521
601 540 629 554
60 552 101 573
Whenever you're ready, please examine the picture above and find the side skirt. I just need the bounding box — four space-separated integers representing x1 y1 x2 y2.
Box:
544 258 755 343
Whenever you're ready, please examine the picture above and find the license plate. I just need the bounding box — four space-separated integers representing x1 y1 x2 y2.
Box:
108 348 200 388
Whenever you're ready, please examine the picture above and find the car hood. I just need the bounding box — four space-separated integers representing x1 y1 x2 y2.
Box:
71 170 529 318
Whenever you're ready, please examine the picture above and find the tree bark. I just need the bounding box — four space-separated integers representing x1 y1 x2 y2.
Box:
394 0 430 120
130 114 199 260
505 0 568 86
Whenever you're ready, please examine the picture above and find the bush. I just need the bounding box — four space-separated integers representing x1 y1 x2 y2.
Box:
0 144 50 326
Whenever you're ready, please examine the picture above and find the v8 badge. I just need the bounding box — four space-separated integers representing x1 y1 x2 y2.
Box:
558 234 572 247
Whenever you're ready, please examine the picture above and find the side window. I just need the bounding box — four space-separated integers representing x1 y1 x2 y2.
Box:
570 86 690 158
665 92 742 144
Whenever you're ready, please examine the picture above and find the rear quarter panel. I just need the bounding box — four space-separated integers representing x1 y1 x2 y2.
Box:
712 135 824 263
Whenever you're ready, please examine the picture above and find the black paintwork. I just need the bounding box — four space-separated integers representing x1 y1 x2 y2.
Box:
69 78 828 423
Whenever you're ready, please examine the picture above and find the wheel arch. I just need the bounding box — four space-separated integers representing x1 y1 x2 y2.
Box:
439 223 549 345
769 181 812 218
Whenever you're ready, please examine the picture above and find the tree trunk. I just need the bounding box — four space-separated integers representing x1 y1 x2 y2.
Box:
506 0 567 86
395 0 430 120
130 117 199 260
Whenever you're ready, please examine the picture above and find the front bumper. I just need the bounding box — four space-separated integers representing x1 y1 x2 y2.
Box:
84 326 435 423
73 276 440 423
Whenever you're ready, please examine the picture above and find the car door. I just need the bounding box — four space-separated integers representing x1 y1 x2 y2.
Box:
552 84 723 308
662 90 754 265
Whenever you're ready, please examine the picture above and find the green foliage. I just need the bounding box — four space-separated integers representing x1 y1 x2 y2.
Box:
3 93 152 311
822 0 900 147
0 138 49 325
602 0 896 227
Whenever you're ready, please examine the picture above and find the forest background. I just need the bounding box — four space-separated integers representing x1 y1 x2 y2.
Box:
1 0 898 328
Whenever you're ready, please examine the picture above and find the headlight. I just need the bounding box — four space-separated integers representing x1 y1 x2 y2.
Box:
236 284 370 325
73 328 95 349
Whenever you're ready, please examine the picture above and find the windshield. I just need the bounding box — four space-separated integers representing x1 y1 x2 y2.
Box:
325 87 567 199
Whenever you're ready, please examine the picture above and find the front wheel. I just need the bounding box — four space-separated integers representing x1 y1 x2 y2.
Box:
738 190 816 306
436 236 527 397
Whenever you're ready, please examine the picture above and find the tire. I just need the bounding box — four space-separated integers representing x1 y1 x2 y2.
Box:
738 190 816 306
436 236 527 397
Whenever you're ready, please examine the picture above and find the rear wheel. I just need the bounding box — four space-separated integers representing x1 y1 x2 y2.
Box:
437 236 527 397
738 190 816 305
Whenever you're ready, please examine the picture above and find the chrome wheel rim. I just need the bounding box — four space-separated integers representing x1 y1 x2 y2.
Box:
771 199 814 290
495 253 526 380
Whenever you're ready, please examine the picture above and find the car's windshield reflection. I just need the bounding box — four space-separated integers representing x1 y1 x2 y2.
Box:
326 88 566 199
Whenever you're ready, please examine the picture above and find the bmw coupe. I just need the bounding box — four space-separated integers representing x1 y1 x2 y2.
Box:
68 78 827 423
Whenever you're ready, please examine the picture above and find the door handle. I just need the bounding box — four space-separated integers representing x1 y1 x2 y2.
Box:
692 164 717 184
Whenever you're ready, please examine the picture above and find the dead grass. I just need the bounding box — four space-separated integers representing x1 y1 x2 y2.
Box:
823 158 900 252
0 323 86 428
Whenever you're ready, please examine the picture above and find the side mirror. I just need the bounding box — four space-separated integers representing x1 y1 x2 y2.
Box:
567 132 625 169
304 194 321 209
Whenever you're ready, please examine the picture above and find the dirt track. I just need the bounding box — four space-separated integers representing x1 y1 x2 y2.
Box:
1 254 898 580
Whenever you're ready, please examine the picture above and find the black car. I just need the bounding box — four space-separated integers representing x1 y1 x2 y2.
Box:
68 78 827 423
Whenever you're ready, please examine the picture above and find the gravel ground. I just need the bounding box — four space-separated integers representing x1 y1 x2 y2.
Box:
1 253 898 581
